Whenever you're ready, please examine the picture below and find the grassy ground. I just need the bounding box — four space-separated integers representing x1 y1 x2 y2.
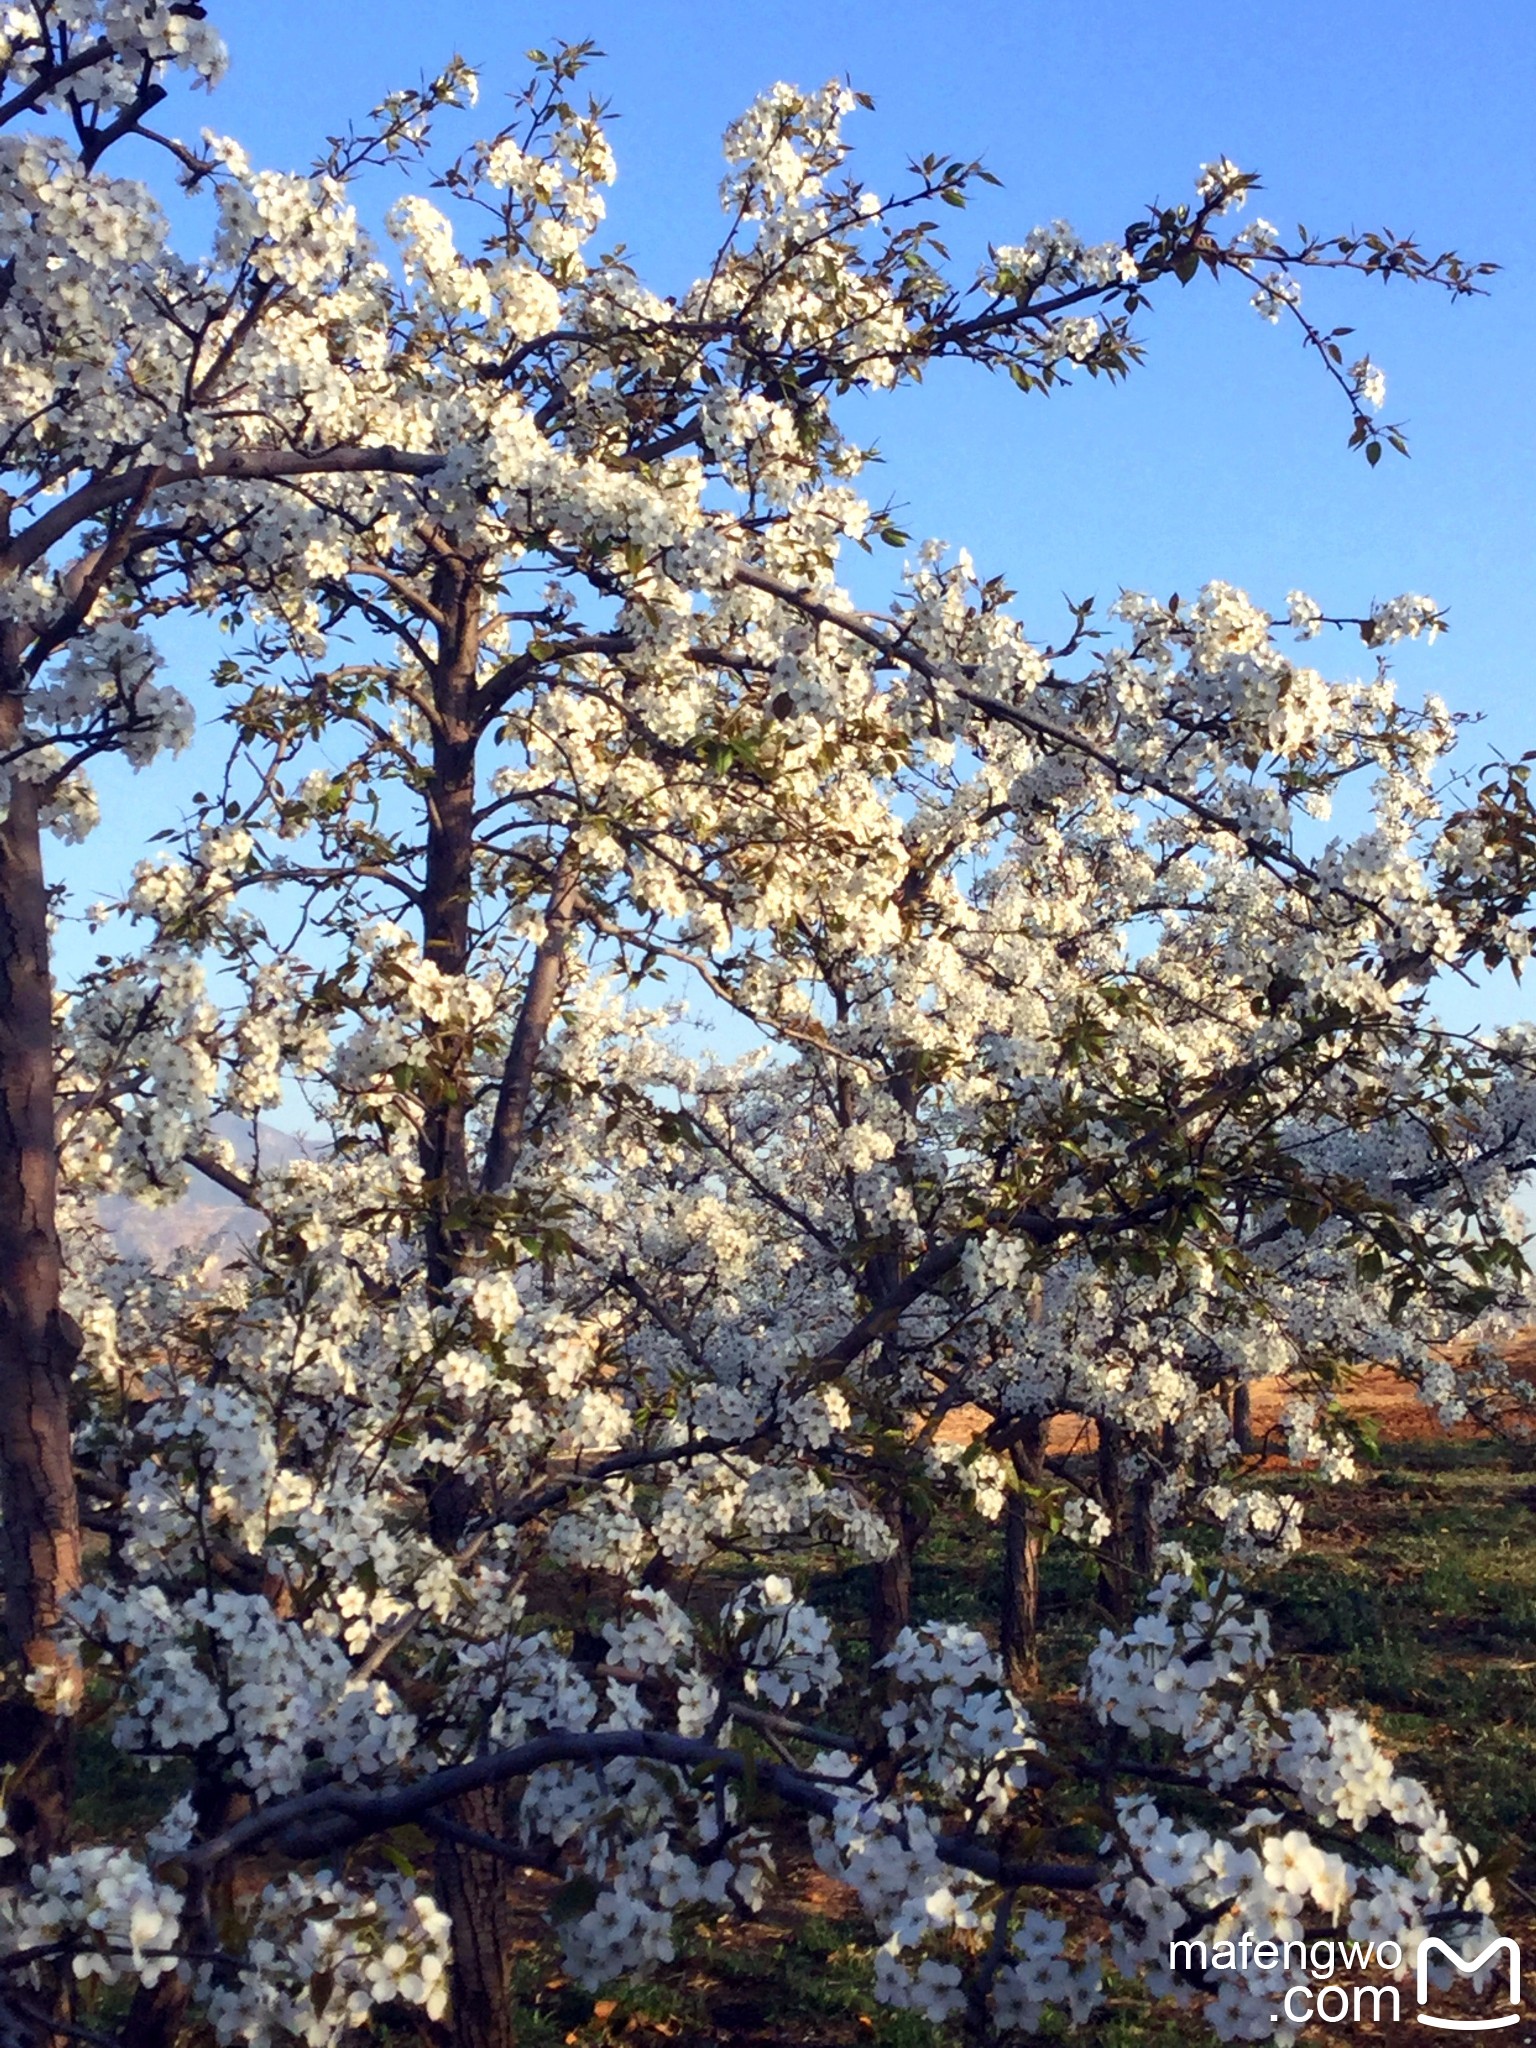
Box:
511 1436 1536 2048
1269 1440 1536 1892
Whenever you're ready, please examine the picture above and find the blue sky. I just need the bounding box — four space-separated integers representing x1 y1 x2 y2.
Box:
61 2 1536 1035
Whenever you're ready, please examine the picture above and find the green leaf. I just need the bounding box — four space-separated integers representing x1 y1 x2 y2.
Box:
549 1875 602 1924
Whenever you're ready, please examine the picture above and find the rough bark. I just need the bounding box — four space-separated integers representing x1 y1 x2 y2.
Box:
0 698 81 1864
1231 1381 1255 1454
433 1787 518 2048
122 1970 192 2048
999 1420 1046 1694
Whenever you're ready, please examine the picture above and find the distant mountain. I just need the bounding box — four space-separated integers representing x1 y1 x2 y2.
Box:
96 1116 315 1262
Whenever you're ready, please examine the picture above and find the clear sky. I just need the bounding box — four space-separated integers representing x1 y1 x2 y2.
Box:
59 1 1536 1036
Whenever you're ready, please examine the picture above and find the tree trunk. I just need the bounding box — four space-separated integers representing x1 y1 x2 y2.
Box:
999 1420 1045 1693
1094 1420 1131 1623
869 1494 929 1668
419 720 478 1294
415 589 519 2048
0 729 81 1865
1140 1421 1180 1584
1232 1381 1255 1454
434 1787 517 2048
1131 1451 1159 1585
123 1970 192 2048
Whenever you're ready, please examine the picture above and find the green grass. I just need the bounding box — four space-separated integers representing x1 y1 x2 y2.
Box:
503 1907 948 2046
1257 1441 1536 1877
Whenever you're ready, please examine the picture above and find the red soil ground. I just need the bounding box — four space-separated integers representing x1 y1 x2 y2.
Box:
933 1329 1536 1452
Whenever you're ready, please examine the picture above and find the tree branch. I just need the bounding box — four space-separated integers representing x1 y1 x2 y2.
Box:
179 1723 1099 1893
481 837 581 1194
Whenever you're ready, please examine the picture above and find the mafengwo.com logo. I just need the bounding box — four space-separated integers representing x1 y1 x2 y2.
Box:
1166 1933 1523 2031
1417 1940 1520 2033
